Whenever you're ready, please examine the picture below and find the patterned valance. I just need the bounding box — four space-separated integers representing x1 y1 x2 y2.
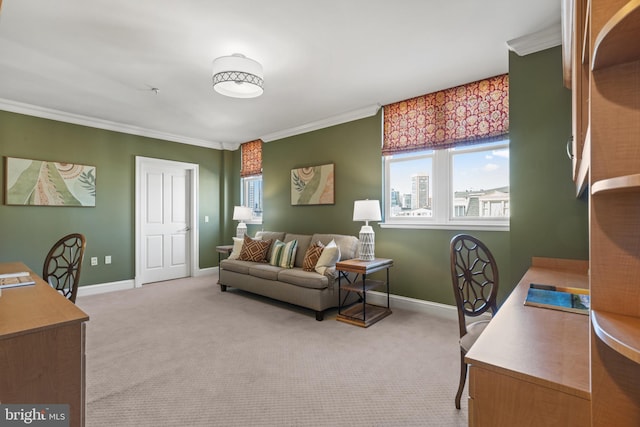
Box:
241 139 262 177
382 74 509 155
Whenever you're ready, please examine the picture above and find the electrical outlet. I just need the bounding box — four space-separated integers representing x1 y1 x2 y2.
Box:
91 257 98 266
105 255 112 264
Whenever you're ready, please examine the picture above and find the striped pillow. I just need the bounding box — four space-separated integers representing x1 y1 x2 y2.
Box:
270 239 298 268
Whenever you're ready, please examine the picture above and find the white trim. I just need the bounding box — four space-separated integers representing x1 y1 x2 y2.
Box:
366 291 458 321
75 274 457 322
506 24 561 56
380 222 509 231
76 279 135 297
261 104 380 142
135 156 200 288
76 269 217 297
0 98 238 151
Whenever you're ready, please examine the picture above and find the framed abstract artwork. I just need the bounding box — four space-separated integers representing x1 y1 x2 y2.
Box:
291 163 334 206
4 156 96 207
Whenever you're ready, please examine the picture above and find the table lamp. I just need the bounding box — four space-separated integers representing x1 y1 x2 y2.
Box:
353 200 382 261
233 206 253 239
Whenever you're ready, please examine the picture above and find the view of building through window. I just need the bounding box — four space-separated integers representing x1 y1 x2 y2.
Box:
387 141 509 221
242 175 263 220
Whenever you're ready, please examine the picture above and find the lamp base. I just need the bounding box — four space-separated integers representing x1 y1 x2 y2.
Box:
358 225 375 261
236 223 247 239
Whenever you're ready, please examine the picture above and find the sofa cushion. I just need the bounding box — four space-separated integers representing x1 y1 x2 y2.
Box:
255 231 286 259
312 234 359 261
284 234 312 268
239 235 272 262
249 263 283 281
303 241 325 271
315 239 341 276
277 268 329 290
228 236 244 260
220 259 255 275
270 239 298 268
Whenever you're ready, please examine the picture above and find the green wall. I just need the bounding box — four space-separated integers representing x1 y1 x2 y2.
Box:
259 46 588 306
0 112 232 285
0 45 588 305
509 48 589 282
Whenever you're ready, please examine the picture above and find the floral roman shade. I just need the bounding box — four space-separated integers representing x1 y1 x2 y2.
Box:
382 74 509 155
240 139 262 177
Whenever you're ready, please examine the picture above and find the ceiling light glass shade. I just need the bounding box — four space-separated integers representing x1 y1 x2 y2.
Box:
212 54 264 98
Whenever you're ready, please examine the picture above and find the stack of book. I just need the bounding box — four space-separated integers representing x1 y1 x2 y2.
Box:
0 271 36 291
524 283 590 315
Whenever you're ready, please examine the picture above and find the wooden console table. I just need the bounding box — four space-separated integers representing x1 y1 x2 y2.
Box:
465 257 590 427
336 258 393 327
0 262 89 427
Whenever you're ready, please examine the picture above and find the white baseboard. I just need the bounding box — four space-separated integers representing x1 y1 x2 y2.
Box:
77 268 218 298
76 269 457 321
77 279 136 297
366 290 458 321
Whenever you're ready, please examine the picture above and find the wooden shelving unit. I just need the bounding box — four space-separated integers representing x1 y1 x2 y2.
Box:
592 310 640 364
571 0 640 424
591 173 640 194
592 0 640 69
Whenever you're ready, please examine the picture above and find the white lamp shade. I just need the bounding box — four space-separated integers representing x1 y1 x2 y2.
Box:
212 54 264 98
353 200 382 222
233 206 253 221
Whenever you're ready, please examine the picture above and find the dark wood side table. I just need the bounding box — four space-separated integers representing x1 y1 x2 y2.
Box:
336 257 393 327
216 245 233 285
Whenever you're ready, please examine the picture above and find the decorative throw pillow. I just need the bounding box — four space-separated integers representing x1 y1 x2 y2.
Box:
239 235 272 262
228 236 244 260
270 239 298 268
303 241 325 271
315 239 341 275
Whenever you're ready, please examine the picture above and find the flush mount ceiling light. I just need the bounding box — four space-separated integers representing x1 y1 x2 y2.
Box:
212 53 264 98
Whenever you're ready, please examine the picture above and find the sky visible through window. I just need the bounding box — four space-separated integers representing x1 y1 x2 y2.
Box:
390 146 509 194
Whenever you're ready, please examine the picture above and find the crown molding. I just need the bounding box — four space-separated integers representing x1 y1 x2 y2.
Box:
0 98 380 150
506 23 561 56
261 104 381 142
0 98 237 150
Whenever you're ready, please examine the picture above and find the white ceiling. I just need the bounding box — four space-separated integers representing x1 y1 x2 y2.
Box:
0 0 561 151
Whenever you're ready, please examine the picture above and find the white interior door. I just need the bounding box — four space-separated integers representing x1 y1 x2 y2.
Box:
136 157 198 285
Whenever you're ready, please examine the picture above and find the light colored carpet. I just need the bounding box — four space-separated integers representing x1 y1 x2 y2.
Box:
77 274 469 426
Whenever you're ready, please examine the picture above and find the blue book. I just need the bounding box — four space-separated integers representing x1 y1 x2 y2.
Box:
524 284 589 315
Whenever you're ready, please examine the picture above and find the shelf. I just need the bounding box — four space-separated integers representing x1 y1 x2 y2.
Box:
592 310 640 364
337 303 391 328
340 279 385 293
592 0 640 70
591 173 640 195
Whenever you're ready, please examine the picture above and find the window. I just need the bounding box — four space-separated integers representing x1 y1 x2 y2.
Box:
381 74 509 230
241 175 263 221
384 140 509 229
240 139 263 222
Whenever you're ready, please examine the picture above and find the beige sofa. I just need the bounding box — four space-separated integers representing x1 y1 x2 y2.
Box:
219 231 360 320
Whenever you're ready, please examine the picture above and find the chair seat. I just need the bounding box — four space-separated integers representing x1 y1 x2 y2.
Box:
459 319 491 352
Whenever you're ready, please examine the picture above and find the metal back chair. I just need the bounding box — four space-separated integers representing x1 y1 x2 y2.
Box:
450 234 499 409
43 233 86 303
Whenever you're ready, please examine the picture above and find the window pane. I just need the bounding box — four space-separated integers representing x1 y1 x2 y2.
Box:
242 175 263 220
388 155 433 218
452 146 509 218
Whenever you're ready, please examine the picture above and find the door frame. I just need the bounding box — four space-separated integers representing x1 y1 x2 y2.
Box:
135 156 199 288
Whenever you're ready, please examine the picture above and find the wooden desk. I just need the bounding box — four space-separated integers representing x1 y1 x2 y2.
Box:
0 262 89 427
465 257 590 427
